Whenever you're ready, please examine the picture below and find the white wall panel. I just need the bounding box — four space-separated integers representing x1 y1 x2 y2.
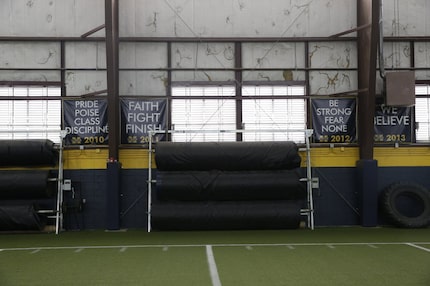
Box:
171 71 235 82
383 0 430 36
381 42 411 69
0 0 104 37
1 0 428 38
242 71 306 82
119 71 167 95
415 42 430 80
120 0 356 38
242 43 305 69
309 71 357 95
65 71 106 96
308 42 357 69
65 42 106 69
0 70 60 82
172 43 234 68
0 42 60 68
120 43 167 69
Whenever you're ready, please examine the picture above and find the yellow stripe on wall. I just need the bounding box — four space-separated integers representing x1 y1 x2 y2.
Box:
119 149 155 169
303 146 430 167
374 146 430 167
62 146 430 170
64 149 109 169
63 149 156 169
303 147 359 167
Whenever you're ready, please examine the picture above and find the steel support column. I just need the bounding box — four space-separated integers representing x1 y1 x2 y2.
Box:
105 0 121 230
357 0 379 159
235 42 243 141
357 0 380 227
105 0 119 160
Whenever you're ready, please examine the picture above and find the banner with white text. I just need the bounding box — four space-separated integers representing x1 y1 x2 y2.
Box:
374 105 413 143
63 99 108 145
311 98 356 143
120 98 167 144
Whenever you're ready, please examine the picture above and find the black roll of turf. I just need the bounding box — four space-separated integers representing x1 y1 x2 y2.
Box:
0 139 58 167
0 170 55 199
155 141 301 171
151 201 302 230
156 170 306 201
0 203 45 231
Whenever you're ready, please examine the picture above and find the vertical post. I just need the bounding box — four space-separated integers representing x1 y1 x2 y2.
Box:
305 130 314 230
105 0 119 160
55 131 65 234
166 42 172 141
235 42 243 141
357 0 379 160
105 0 121 230
357 0 380 227
60 41 66 97
106 161 121 230
147 133 153 232
357 160 378 226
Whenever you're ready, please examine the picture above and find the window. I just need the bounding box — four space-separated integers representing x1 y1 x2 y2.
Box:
171 85 236 142
171 84 307 142
0 86 61 143
415 84 430 142
242 85 306 142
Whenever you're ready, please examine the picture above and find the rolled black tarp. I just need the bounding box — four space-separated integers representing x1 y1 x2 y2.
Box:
155 141 301 171
0 139 58 167
151 201 302 230
156 170 306 201
0 202 45 231
0 170 55 199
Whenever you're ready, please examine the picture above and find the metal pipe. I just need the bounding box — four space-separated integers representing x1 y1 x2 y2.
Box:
105 0 119 160
379 0 386 79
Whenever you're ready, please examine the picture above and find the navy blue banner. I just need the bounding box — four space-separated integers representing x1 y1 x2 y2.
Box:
311 99 356 143
374 105 413 142
120 98 167 144
63 99 108 145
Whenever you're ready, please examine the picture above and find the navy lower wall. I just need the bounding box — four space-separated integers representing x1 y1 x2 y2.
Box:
62 166 430 230
63 170 107 230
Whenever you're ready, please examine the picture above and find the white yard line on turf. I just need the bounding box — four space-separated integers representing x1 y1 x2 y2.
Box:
0 242 430 252
206 245 222 286
406 243 430 253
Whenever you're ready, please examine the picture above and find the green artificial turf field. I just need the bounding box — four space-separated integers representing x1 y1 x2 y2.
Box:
0 227 429 286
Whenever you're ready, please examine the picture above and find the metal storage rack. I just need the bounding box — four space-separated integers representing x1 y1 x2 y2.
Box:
147 129 315 232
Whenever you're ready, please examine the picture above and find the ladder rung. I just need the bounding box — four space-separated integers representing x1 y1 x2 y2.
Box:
37 210 57 214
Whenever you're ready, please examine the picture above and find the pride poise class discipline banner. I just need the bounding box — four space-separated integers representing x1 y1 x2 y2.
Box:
63 99 108 145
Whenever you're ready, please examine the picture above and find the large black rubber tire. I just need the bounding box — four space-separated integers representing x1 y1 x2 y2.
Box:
380 182 430 228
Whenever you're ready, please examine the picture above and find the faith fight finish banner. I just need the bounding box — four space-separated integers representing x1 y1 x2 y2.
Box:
63 99 108 145
120 98 167 144
311 98 356 143
374 105 413 143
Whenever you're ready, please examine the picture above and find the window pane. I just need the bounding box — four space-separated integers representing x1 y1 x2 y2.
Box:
416 86 430 142
242 85 306 142
171 86 236 142
0 86 61 143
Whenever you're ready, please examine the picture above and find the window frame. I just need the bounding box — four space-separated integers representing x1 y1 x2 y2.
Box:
415 84 430 143
0 85 62 143
170 82 308 142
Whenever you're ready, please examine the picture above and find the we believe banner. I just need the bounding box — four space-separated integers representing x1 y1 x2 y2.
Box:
374 105 413 142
